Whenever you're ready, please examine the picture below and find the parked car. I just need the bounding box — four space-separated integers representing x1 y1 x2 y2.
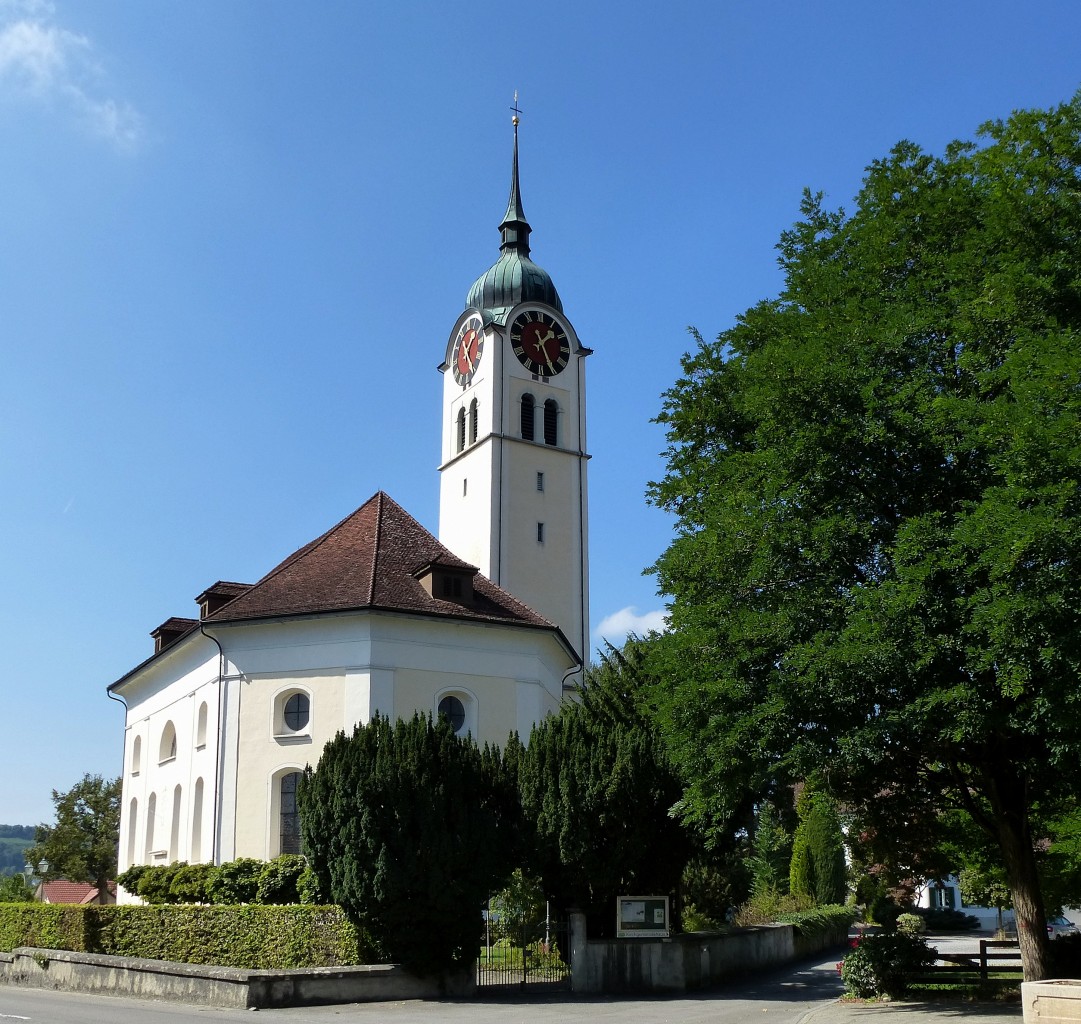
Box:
1047 916 1079 939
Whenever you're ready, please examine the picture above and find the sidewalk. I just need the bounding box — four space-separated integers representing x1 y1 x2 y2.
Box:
804 998 1022 1021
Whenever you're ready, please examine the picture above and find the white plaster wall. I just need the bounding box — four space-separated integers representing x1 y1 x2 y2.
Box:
115 607 575 874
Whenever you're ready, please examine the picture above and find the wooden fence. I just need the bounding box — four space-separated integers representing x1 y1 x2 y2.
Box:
908 939 1022 987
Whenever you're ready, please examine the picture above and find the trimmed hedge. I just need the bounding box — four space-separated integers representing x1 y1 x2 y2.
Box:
777 903 854 941
0 904 95 954
0 903 373 969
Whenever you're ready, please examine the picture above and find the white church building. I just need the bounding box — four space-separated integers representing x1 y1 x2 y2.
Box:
109 117 591 886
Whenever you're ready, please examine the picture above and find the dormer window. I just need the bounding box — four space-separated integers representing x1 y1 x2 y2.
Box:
414 561 476 606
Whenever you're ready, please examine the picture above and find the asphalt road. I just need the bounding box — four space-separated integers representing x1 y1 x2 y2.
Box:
0 954 846 1024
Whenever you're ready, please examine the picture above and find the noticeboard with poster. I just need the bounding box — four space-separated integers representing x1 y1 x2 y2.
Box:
615 895 670 938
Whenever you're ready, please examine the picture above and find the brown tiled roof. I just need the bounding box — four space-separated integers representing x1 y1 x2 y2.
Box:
195 581 252 603
150 616 199 637
205 492 558 632
39 880 116 904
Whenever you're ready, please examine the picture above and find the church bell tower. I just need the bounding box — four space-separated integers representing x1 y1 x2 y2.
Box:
438 108 590 668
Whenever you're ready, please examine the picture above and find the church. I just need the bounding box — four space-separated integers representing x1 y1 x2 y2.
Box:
108 115 591 885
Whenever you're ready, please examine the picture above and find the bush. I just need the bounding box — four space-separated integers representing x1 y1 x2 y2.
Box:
778 904 854 941
297 865 323 905
735 889 814 927
136 862 186 904
0 904 93 952
256 855 307 905
0 903 372 968
869 893 902 930
840 932 936 999
896 913 926 936
170 863 217 904
205 858 262 905
916 907 980 932
115 864 149 897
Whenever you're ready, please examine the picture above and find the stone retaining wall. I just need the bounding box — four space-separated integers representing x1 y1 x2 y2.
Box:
567 914 846 994
0 947 471 1008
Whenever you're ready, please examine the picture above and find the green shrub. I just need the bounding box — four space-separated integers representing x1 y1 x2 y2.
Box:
297 865 324 905
136 862 186 904
869 893 902 930
896 913 926 936
917 907 980 932
778 904 854 941
735 889 814 926
840 932 935 999
205 858 262 904
115 864 149 897
256 855 307 905
1 903 373 968
169 863 217 904
0 904 94 952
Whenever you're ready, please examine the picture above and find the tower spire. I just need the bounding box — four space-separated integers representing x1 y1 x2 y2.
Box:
499 91 531 256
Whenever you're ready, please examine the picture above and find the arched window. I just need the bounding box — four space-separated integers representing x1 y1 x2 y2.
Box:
127 797 138 866
191 779 204 863
159 721 177 764
456 408 466 453
284 692 310 732
520 394 535 441
469 398 478 445
169 784 182 861
145 792 157 857
196 702 208 748
132 735 142 775
280 772 303 855
543 399 558 446
438 694 466 733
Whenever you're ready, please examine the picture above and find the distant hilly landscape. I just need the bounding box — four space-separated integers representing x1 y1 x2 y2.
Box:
0 824 35 877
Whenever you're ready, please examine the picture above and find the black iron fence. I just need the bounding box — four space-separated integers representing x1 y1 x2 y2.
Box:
477 913 571 990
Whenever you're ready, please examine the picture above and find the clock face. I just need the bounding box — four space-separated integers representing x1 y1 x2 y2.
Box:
510 310 570 376
452 315 483 385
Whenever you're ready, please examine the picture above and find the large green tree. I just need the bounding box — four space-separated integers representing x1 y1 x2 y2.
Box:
519 642 691 934
25 774 120 903
298 713 512 978
647 95 1081 980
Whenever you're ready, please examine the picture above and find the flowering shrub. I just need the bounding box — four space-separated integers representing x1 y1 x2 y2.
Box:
840 932 935 998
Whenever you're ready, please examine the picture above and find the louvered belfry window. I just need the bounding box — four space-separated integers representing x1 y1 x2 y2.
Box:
457 408 466 453
469 398 478 445
521 394 535 440
543 399 558 446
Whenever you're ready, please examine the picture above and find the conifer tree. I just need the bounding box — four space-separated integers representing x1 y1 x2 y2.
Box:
789 790 846 905
519 642 690 931
298 713 513 977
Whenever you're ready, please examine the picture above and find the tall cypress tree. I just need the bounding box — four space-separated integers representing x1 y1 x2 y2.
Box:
519 642 691 932
790 790 847 905
299 713 513 976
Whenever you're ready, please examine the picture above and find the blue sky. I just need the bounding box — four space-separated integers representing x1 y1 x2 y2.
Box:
2 0 1078 825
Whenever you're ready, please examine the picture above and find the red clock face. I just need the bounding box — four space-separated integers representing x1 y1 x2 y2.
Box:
511 310 570 376
453 316 483 385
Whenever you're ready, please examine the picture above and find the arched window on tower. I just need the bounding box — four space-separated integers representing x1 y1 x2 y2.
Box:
469 398 478 445
456 408 466 453
520 394 535 441
543 399 558 446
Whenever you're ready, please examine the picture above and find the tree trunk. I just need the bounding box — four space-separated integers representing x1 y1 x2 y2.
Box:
990 782 1051 981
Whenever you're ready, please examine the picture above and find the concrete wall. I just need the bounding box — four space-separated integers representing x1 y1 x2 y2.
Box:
0 948 473 1009
568 913 846 994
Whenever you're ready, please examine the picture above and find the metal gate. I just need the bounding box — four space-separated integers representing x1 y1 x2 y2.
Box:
477 910 571 991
